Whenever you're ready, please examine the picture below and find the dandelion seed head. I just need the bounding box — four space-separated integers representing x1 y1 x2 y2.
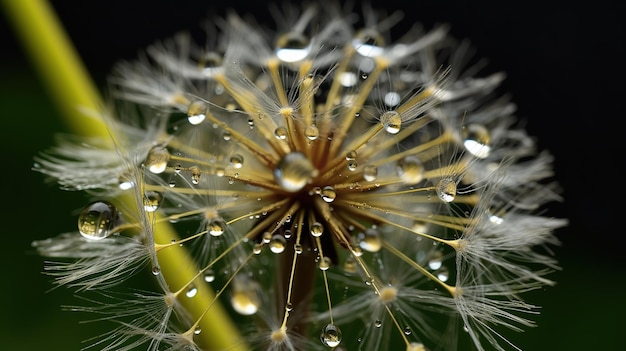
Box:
32 2 566 351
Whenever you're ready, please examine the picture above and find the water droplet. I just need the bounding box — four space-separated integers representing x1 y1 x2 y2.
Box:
396 156 424 184
347 159 358 171
294 243 303 254
230 154 244 169
204 269 215 282
231 276 261 315
274 152 318 192
428 250 443 270
118 173 134 190
357 227 382 252
374 320 382 328
222 131 232 141
320 323 342 347
151 266 161 275
343 256 357 274
463 124 491 159
269 235 286 254
319 256 331 271
215 167 225 177
253 243 263 255
274 126 288 140
145 145 170 174
186 285 198 298
194 326 202 335
275 32 311 63
78 201 119 240
384 91 401 107
363 165 378 182
381 110 402 134
436 178 456 202
436 266 449 282
305 125 319 141
143 191 162 212
404 326 412 335
187 100 207 125
321 186 336 203
207 218 225 236
310 222 324 237
345 150 357 160
190 166 201 184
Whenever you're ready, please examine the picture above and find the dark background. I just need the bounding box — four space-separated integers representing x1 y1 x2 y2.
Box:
1 0 623 349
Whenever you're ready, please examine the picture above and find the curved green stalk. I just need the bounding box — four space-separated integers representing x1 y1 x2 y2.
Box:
1 0 246 349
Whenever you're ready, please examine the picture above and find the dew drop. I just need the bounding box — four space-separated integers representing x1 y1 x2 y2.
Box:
274 126 288 140
222 131 232 141
285 302 293 312
194 326 202 335
151 266 161 275
345 150 357 160
436 178 457 202
305 125 319 141
275 32 311 63
190 166 201 184
363 165 378 182
143 191 162 212
294 243 303 254
463 124 491 159
207 218 225 236
318 256 331 271
230 154 244 169
186 285 198 298
343 256 357 274
310 222 324 237
187 100 207 125
320 323 342 347
145 145 170 174
347 159 358 171
396 156 424 184
357 227 382 252
374 320 382 328
78 201 119 240
231 276 261 315
321 186 336 203
269 234 286 254
203 269 215 282
253 243 263 255
404 326 412 335
381 110 402 134
428 250 443 270
436 266 449 282
274 152 318 192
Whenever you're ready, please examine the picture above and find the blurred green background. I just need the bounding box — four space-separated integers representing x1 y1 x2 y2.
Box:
1 0 623 350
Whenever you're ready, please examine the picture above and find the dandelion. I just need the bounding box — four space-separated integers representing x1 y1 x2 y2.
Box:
25 2 566 350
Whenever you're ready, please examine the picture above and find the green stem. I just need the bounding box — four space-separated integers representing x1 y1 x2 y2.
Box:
1 0 247 349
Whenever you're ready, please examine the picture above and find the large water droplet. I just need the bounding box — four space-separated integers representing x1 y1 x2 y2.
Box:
143 191 162 212
463 124 491 159
269 234 287 254
428 250 443 270
186 284 198 298
321 186 336 203
363 165 378 182
203 269 215 282
231 276 261 315
274 126 288 140
396 156 424 184
187 100 207 125
145 145 170 174
320 323 342 347
230 154 244 169
357 227 382 252
274 152 318 192
381 110 402 134
78 201 119 240
304 125 319 141
207 217 226 236
310 222 324 237
318 256 331 271
275 32 311 63
436 178 456 202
